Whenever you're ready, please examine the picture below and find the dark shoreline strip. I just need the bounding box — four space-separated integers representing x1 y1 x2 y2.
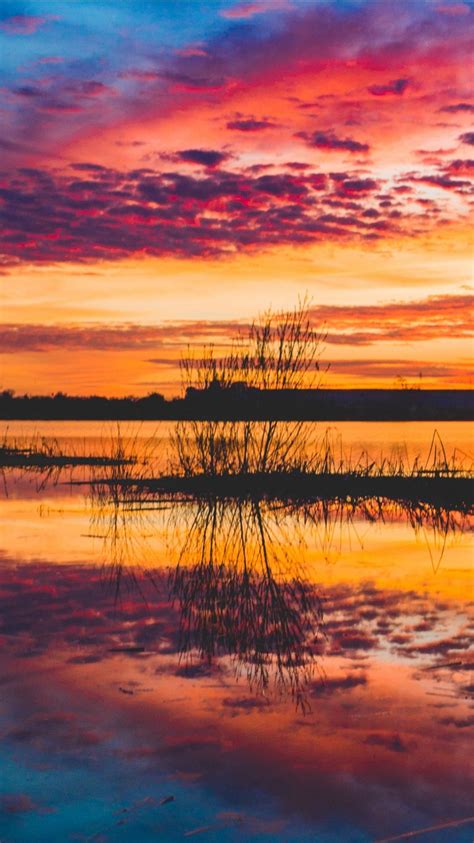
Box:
1 388 473 421
0 449 134 469
85 471 473 510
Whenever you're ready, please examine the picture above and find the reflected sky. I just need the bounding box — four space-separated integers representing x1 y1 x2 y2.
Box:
1 423 473 842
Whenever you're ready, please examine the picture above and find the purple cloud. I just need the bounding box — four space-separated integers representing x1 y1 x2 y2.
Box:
296 130 369 153
368 78 410 96
176 148 230 167
364 733 409 752
226 118 277 131
439 102 474 113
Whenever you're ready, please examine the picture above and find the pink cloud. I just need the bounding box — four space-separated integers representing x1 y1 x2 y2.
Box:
220 1 291 20
0 15 57 35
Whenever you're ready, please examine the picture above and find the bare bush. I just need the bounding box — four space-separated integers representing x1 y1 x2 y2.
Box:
172 299 327 476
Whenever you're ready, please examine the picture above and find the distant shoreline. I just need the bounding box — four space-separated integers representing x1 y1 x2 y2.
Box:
1 389 472 421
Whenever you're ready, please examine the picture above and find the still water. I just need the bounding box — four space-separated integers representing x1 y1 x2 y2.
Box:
1 422 473 842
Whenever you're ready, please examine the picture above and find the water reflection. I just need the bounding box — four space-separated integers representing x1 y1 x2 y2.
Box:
290 496 470 572
1 458 473 841
169 498 323 712
90 491 324 709
89 483 472 710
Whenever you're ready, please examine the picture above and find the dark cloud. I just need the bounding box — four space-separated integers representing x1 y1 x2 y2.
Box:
400 633 473 657
222 696 271 711
176 148 230 167
331 629 378 651
285 161 311 171
367 78 410 96
337 178 379 195
364 733 409 752
253 173 309 197
0 162 411 264
11 85 43 98
439 102 474 113
70 162 110 173
459 131 474 145
295 130 370 153
311 674 368 695
410 174 471 191
226 118 277 131
438 715 474 728
175 662 215 678
444 158 474 177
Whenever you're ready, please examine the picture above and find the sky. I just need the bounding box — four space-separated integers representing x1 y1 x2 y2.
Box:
0 0 473 396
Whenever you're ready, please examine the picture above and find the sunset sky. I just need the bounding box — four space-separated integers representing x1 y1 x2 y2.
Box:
1 0 473 396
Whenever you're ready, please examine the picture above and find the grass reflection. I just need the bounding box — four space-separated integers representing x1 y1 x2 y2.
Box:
169 497 323 712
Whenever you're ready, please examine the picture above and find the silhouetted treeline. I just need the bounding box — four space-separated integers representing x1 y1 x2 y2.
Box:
1 385 472 421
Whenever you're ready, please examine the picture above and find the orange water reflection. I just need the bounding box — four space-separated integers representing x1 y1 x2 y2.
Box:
2 419 473 468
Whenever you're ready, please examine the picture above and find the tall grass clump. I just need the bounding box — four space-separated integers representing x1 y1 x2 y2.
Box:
306 427 473 479
171 299 327 476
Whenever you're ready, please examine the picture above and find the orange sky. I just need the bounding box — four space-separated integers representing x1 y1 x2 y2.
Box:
0 0 472 395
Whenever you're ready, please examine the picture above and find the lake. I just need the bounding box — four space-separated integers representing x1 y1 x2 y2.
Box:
1 421 473 842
